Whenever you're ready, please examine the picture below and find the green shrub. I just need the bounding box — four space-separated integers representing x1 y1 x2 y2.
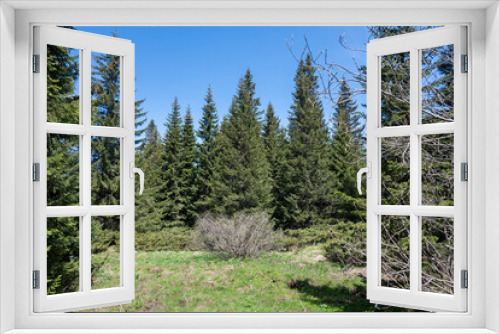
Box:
324 220 366 267
135 227 194 251
282 224 333 250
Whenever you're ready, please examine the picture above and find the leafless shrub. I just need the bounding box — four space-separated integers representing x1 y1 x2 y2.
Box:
194 211 283 258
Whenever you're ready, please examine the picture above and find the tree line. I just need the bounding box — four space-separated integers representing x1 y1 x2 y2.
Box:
134 55 365 232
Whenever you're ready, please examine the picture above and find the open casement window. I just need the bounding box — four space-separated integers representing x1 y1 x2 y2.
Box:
364 26 467 312
33 26 140 312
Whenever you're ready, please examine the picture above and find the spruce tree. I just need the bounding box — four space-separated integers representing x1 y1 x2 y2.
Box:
281 55 335 229
179 107 198 226
331 79 366 221
262 103 287 222
196 87 219 214
211 70 272 215
135 120 164 232
160 97 185 226
46 44 80 294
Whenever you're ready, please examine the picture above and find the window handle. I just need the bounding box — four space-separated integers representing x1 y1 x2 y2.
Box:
129 162 144 195
357 162 372 195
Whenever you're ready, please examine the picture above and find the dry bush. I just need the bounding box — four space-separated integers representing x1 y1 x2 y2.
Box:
194 211 283 258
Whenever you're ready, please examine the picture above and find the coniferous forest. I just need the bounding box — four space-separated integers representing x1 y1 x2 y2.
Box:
46 26 455 312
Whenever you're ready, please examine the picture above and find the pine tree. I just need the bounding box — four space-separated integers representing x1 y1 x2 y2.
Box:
281 55 335 229
211 70 272 216
46 44 80 294
331 79 366 221
179 107 198 226
160 97 185 226
135 120 164 232
196 87 219 214
262 103 287 222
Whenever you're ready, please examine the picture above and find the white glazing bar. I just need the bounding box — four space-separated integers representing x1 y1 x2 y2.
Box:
373 205 412 215
409 47 420 294
82 47 92 295
90 205 129 216
46 123 129 138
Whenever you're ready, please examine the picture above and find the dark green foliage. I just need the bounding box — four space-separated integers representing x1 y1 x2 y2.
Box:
179 108 198 226
210 70 272 215
135 227 194 251
331 79 366 221
262 103 287 222
46 44 80 294
196 87 219 214
159 97 185 226
135 120 164 232
282 225 333 250
324 220 366 267
46 44 79 124
280 55 335 229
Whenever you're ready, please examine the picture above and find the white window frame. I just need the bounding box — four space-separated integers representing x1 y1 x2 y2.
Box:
0 1 499 333
33 26 136 313
365 26 468 312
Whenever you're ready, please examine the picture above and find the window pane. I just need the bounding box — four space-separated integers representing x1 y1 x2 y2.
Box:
47 134 80 206
421 45 454 124
421 134 454 206
381 215 410 289
381 137 410 205
47 217 80 295
91 216 120 290
47 45 80 124
91 136 120 205
381 52 410 127
92 52 121 127
421 217 454 294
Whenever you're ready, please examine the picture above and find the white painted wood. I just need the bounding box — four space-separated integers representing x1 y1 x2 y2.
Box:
33 26 135 313
366 26 467 312
0 2 17 333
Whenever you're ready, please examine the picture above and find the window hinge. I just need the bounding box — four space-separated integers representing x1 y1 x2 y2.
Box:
33 54 40 73
33 270 40 289
33 163 40 182
461 270 468 289
461 162 468 181
461 54 468 73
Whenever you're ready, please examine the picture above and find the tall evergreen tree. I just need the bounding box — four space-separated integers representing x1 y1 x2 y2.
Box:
211 70 272 215
46 44 80 295
135 120 164 232
196 87 219 214
160 97 185 226
179 107 198 226
262 103 287 222
281 55 335 229
331 79 366 221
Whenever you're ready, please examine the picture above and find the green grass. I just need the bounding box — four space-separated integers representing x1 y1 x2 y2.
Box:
83 245 411 313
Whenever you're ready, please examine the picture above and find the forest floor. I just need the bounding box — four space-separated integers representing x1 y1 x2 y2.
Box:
82 245 409 313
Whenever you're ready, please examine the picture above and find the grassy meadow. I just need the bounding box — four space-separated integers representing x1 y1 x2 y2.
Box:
84 245 410 313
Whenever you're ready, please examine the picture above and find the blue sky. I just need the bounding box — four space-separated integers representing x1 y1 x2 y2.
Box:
76 26 370 135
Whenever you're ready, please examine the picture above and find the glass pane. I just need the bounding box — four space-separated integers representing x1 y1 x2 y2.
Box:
381 137 410 205
47 45 80 124
381 52 410 127
381 215 410 289
421 45 454 124
91 137 120 205
421 134 454 206
91 216 120 290
421 217 454 294
47 217 80 295
92 52 121 127
47 134 80 206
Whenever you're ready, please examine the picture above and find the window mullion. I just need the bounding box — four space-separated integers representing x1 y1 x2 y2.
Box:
409 47 421 294
82 47 92 295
